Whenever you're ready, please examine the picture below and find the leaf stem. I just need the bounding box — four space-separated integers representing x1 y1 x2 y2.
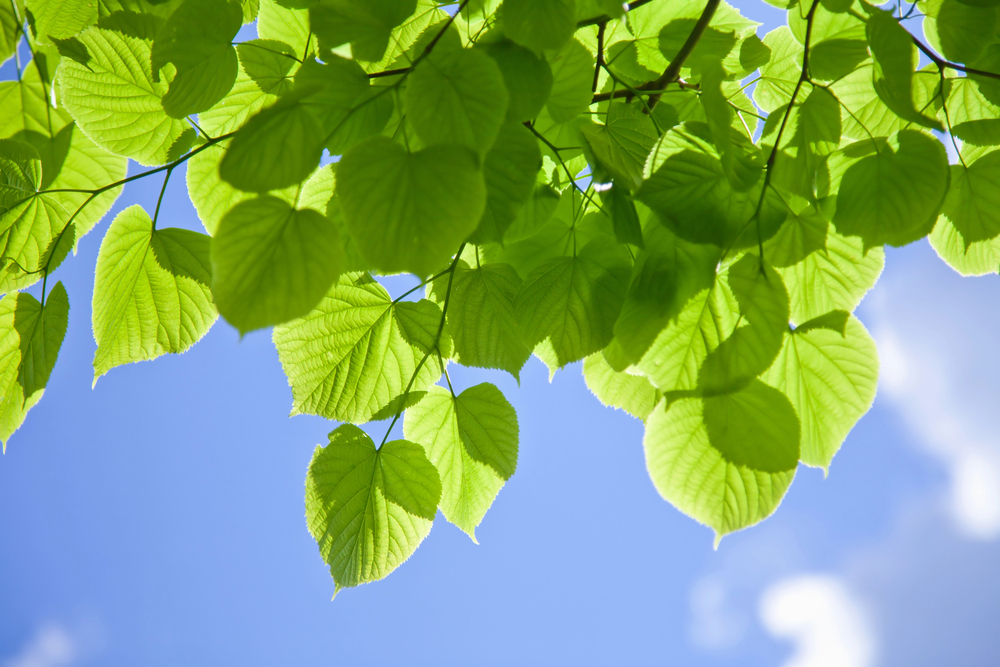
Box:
379 245 466 446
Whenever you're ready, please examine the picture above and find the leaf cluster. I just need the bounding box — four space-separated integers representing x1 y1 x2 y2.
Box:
0 0 996 592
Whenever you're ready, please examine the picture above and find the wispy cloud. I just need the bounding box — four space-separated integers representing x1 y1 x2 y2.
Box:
3 624 76 667
866 255 1000 540
759 575 875 667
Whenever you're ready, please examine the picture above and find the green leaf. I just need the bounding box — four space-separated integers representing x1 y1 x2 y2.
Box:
295 57 393 156
0 193 71 294
258 0 316 60
937 153 1000 247
761 312 878 470
434 261 531 379
643 380 799 540
696 255 789 396
150 0 242 117
305 424 441 593
544 37 593 123
309 0 417 62
470 122 542 244
218 89 324 193
788 1 867 81
0 282 69 452
866 9 943 130
273 273 443 423
761 87 841 200
830 130 949 249
0 2 21 66
0 138 41 199
501 0 575 53
337 137 486 276
235 39 298 95
775 222 884 325
479 38 553 122
829 63 940 140
514 239 630 372
613 223 720 366
930 207 1000 276
406 46 509 156
923 0 997 65
579 102 658 190
602 183 643 247
25 0 95 44
403 383 518 541
197 57 277 137
583 352 661 420
754 27 801 113
948 77 1000 146
637 124 784 249
92 205 217 380
58 11 195 166
211 194 343 333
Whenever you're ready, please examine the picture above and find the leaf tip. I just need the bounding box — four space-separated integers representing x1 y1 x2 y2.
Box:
713 532 723 550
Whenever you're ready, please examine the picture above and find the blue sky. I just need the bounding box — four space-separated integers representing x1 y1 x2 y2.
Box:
4 3 1000 666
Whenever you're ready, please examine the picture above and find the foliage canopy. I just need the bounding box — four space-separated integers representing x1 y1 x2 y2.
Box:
0 0 995 594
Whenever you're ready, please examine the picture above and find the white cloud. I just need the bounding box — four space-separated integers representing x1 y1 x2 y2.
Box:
3 624 76 667
689 575 748 650
864 257 1000 540
759 575 875 667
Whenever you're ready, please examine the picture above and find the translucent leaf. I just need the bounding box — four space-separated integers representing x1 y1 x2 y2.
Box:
0 193 70 293
470 122 542 244
151 0 242 117
479 38 553 123
211 194 343 333
866 9 942 130
775 222 884 324
696 255 789 396
501 0 576 53
218 90 324 193
583 353 661 420
643 380 799 539
0 2 21 66
92 205 217 380
939 153 1000 247
754 27 801 113
406 46 509 156
637 123 784 249
514 240 630 372
761 87 841 200
761 312 877 470
197 57 277 137
258 0 315 60
337 137 486 276
296 58 394 156
579 102 658 190
305 424 440 593
433 260 531 380
614 223 720 366
359 0 448 73
788 1 867 80
235 39 298 96
309 0 417 62
24 0 95 44
601 183 643 247
403 383 518 541
829 130 949 249
545 37 594 123
273 273 442 423
923 0 997 65
58 12 195 166
948 77 1000 146
0 282 68 452
930 210 1000 276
